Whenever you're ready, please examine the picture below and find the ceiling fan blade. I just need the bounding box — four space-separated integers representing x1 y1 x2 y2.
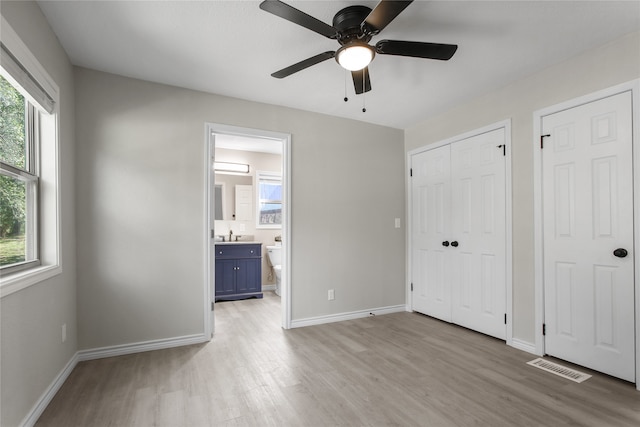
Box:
375 40 458 60
351 67 371 94
364 0 413 34
271 51 336 79
260 0 338 39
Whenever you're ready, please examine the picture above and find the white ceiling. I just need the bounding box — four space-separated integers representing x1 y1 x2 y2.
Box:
37 1 640 129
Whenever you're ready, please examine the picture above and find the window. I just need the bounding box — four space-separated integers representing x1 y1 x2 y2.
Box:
256 171 282 228
0 75 39 272
0 19 60 296
0 75 40 272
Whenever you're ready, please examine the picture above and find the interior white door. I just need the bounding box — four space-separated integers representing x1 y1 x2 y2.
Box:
542 91 635 382
411 129 507 339
450 129 507 339
411 145 452 321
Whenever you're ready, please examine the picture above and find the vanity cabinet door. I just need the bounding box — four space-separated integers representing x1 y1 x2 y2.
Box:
235 258 261 294
215 259 237 296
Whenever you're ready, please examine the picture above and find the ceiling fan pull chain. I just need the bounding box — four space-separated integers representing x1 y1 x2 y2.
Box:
344 70 349 102
362 71 366 113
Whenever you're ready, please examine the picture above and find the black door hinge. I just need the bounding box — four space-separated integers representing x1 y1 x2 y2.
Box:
540 134 551 149
542 323 546 336
504 313 507 324
410 168 413 177
211 301 214 311
411 282 413 291
497 144 506 156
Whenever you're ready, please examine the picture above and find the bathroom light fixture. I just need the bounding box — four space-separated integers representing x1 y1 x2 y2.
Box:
214 161 250 174
336 43 374 71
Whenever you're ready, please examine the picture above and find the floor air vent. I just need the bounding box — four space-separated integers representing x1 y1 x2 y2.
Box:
527 358 592 383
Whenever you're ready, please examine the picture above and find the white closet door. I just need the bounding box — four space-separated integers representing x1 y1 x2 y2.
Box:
411 145 452 322
542 91 635 382
450 130 507 339
411 128 507 340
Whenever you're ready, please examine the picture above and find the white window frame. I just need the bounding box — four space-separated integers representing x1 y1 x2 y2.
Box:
0 17 61 298
255 170 282 229
0 85 40 274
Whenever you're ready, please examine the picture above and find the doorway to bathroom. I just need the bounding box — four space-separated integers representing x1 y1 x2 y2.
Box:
204 123 291 337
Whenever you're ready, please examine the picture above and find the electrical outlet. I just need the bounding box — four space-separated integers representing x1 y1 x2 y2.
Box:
328 289 335 301
395 218 401 228
61 323 67 343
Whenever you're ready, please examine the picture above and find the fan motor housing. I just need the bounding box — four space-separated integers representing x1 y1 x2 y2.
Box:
332 5 373 45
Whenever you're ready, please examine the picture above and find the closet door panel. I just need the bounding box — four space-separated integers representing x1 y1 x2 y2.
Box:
450 129 507 339
411 145 452 322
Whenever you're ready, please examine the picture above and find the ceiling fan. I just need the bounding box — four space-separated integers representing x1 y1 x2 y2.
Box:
259 0 458 95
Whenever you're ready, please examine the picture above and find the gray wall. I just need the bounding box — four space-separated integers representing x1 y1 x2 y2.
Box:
74 67 406 349
405 31 640 344
0 2 77 426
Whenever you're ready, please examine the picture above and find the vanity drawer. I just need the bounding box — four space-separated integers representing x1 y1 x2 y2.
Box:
215 244 261 259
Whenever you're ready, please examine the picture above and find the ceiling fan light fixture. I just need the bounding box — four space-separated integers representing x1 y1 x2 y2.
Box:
336 44 374 71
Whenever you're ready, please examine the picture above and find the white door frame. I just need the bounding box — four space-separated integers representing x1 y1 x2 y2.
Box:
406 119 514 345
533 80 640 389
204 123 292 338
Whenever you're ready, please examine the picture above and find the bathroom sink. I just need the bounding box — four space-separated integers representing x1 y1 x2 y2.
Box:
214 234 255 244
215 241 256 245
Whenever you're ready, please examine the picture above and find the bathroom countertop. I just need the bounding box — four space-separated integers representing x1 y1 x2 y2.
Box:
214 241 259 245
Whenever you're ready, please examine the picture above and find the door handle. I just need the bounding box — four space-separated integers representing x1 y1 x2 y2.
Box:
451 241 459 247
442 241 450 247
613 248 628 258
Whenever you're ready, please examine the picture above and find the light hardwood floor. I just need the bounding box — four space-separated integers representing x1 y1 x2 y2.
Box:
36 292 639 426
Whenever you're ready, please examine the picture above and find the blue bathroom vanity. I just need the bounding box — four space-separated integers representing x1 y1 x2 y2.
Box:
214 242 263 301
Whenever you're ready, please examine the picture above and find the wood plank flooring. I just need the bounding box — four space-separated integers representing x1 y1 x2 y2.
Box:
36 292 640 426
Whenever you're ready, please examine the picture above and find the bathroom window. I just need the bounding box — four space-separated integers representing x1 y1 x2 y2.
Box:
256 171 282 229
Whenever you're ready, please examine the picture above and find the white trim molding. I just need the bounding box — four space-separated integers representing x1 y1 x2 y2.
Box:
18 333 209 426
1 265 62 298
291 305 407 328
406 119 514 347
533 79 640 390
19 353 78 427
77 334 208 361
205 123 292 335
510 338 538 355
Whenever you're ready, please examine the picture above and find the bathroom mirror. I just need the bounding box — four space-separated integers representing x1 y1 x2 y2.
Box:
214 184 224 220
214 174 252 220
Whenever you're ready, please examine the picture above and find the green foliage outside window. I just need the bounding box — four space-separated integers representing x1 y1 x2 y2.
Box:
0 75 27 265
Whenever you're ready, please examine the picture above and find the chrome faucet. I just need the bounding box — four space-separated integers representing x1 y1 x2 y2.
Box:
229 229 233 242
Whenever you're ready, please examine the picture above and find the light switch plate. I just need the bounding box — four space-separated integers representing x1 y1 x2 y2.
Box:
395 218 401 228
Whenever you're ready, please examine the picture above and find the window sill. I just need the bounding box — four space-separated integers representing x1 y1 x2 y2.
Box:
0 264 62 298
256 225 282 230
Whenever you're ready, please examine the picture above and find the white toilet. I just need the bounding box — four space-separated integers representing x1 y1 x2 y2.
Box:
266 245 282 296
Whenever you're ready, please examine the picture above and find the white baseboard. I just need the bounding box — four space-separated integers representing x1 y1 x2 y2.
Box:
290 304 407 328
262 284 276 291
77 333 208 361
509 338 538 355
20 352 79 427
20 333 209 427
